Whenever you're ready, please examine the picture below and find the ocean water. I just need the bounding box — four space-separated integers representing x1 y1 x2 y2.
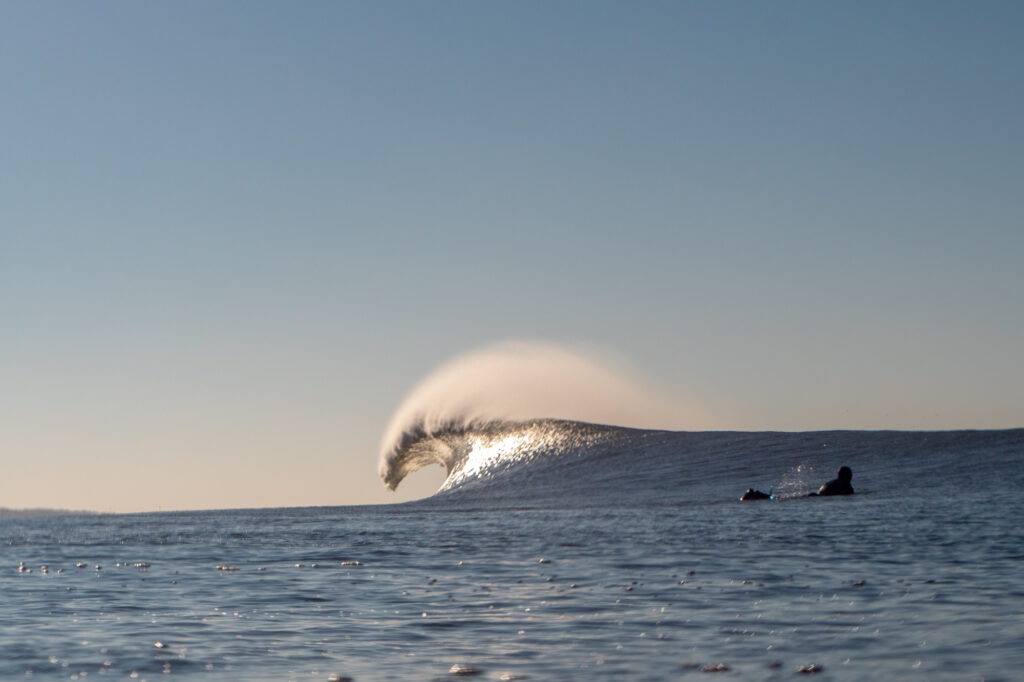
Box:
3 423 1023 681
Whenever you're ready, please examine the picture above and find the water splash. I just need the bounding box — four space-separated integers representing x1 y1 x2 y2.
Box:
378 341 695 491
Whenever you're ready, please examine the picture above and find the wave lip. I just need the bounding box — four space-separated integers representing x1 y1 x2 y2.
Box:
379 417 511 492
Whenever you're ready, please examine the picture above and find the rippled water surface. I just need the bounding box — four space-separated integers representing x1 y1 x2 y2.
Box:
3 489 1022 681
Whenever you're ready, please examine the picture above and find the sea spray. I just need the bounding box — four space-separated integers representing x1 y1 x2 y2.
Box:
378 341 695 491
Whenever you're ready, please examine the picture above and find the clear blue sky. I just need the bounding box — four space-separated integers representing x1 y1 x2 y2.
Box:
2 1 1022 512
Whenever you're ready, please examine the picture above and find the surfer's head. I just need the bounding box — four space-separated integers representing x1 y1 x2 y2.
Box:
837 466 852 483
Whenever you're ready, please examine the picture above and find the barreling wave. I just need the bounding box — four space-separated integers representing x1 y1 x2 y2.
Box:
378 341 694 493
381 416 638 496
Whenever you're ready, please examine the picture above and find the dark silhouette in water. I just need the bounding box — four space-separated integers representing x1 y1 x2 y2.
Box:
809 466 854 496
740 466 855 500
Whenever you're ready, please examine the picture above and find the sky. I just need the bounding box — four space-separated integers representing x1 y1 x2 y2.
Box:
2 1 1022 513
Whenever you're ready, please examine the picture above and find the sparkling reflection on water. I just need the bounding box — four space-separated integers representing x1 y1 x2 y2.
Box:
2 492 1022 681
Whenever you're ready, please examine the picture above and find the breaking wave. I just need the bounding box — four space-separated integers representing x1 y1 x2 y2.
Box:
378 341 693 492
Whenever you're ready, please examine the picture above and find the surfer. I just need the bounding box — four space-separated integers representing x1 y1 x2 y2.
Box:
809 466 854 496
740 488 771 501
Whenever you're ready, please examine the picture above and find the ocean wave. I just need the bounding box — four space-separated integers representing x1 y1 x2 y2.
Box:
382 420 1024 508
377 343 1024 506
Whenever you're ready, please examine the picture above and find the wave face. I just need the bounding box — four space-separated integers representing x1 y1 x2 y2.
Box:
389 420 1024 508
379 342 1024 507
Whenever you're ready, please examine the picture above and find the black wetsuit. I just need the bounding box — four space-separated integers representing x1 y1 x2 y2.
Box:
814 466 854 496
